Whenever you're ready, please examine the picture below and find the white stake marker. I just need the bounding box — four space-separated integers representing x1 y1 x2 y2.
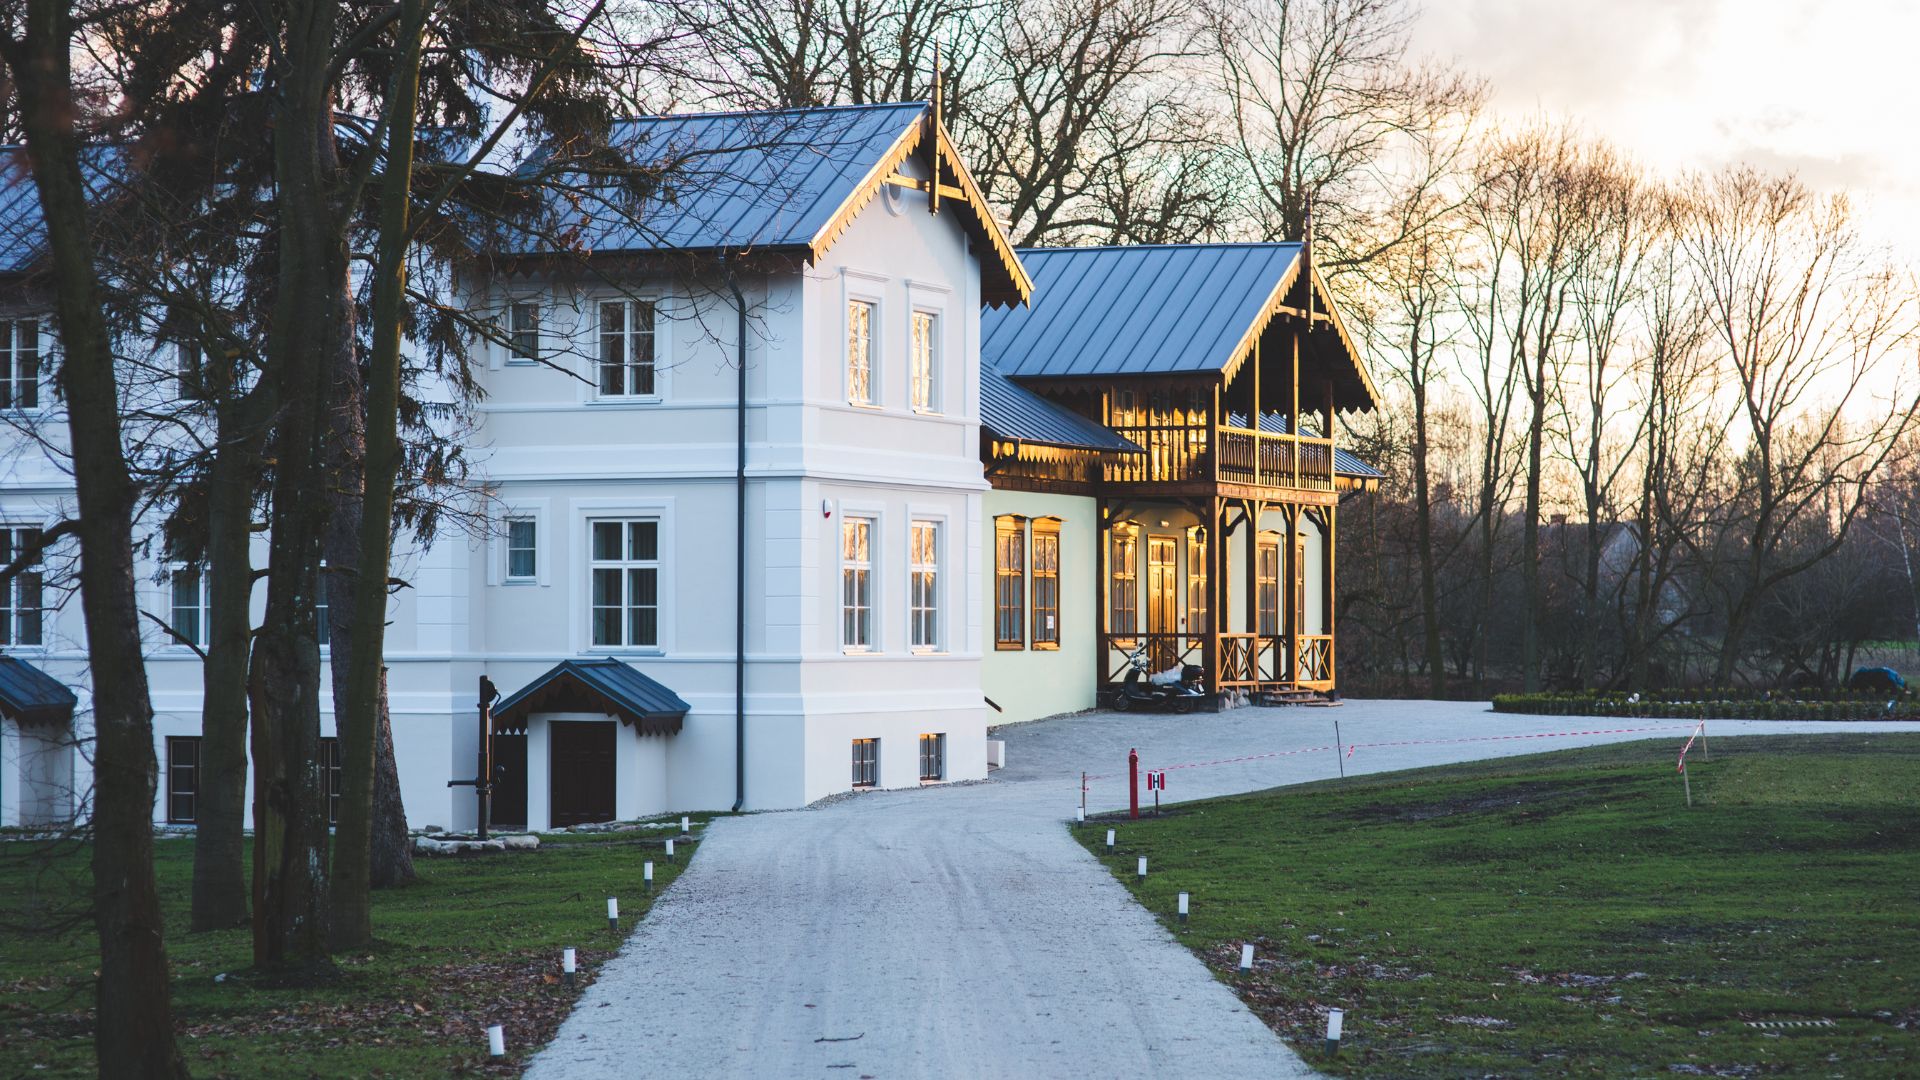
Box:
1326 1008 1345 1055
563 947 577 988
1177 891 1189 924
1136 856 1148 881
644 861 655 891
666 838 676 862
606 896 619 932
1238 943 1254 973
1075 806 1085 822
488 1024 506 1057
1105 829 1115 849
681 816 691 833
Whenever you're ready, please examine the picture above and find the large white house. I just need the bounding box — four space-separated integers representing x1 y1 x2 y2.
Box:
0 101 1380 833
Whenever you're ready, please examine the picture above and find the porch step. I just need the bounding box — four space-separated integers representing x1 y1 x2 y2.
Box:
1253 689 1341 707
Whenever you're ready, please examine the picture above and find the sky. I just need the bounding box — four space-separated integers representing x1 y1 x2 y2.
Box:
1407 0 1920 258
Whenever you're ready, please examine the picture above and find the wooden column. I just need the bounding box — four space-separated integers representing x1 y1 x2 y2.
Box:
1324 504 1338 688
1205 496 1224 695
1291 322 1301 489
1250 336 1262 486
1095 498 1109 692
1281 504 1298 686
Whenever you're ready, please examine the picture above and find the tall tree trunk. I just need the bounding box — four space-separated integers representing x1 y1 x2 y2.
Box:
250 0 346 968
368 667 416 888
2 4 189 1072
190 400 262 931
332 0 425 947
1410 367 1446 697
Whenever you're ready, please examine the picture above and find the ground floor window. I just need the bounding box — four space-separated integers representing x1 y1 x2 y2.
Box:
1257 536 1281 635
852 738 878 788
165 736 199 823
320 736 342 826
1187 526 1208 634
1110 528 1138 641
918 732 945 782
1031 520 1060 648
994 516 1024 648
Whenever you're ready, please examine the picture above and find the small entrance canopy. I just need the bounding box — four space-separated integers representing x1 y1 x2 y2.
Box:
0 656 77 727
492 659 689 737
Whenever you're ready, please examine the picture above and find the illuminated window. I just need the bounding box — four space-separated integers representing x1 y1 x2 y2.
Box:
910 311 938 411
851 738 878 787
842 517 873 648
846 300 873 404
1110 528 1138 641
1257 536 1281 635
910 520 940 650
1187 527 1208 634
994 517 1025 648
1031 520 1060 648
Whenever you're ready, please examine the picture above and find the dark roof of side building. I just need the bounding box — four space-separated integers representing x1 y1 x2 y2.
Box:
981 361 1141 453
0 656 78 727
493 658 690 737
981 243 1379 412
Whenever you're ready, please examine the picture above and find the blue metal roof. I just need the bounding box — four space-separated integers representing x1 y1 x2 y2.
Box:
0 656 77 727
1230 412 1384 480
494 658 689 736
513 102 928 255
0 146 123 275
981 361 1140 452
981 244 1303 378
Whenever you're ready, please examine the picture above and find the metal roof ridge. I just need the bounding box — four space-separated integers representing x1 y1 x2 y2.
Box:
1015 241 1304 254
612 101 929 126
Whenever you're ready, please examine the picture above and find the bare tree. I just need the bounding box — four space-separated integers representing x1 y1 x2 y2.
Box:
1680 168 1920 683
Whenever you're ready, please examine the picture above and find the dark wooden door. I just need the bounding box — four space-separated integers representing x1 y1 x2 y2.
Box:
490 733 528 830
549 721 616 827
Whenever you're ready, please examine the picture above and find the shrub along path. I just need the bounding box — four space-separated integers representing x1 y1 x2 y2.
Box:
1075 734 1920 1078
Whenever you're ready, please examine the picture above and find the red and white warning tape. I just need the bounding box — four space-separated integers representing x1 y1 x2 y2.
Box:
1676 720 1706 772
1086 723 1699 784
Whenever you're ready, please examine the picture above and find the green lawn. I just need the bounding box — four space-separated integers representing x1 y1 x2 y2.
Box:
1073 734 1920 1078
0 822 707 1077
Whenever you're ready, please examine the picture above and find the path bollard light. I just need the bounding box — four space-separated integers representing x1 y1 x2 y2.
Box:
1075 806 1085 822
666 838 676 862
644 861 655 893
606 896 619 933
488 1024 506 1057
1325 1008 1344 1055
1136 856 1148 881
1105 829 1115 850
1238 943 1254 973
681 816 690 834
562 947 577 989
1177 892 1190 925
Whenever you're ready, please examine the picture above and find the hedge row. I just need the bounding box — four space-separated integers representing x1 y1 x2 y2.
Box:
1491 692 1917 721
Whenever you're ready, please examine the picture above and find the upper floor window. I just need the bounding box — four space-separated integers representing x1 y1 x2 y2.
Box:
994 517 1024 649
909 520 940 651
0 526 44 647
590 520 659 648
1031 520 1061 649
175 341 209 401
170 564 210 648
1 318 41 410
841 516 873 649
846 300 874 405
910 311 938 412
506 519 537 582
598 299 656 398
508 301 540 362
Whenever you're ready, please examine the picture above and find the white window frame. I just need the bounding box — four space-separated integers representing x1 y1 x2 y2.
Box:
846 298 876 407
841 513 876 651
0 525 46 649
504 518 539 584
593 295 663 402
841 269 887 408
908 518 942 652
505 299 542 364
569 498 673 653
168 562 211 649
919 732 946 783
909 310 940 413
587 517 663 651
0 317 44 412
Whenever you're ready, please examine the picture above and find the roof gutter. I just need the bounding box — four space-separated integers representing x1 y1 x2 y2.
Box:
724 257 748 813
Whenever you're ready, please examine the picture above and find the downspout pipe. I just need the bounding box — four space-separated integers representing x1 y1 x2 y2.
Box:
725 258 748 812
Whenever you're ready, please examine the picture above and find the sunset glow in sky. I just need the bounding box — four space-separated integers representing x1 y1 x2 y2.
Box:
1410 0 1920 256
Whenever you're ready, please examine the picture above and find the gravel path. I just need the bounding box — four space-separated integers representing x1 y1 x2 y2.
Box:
527 702 1920 1079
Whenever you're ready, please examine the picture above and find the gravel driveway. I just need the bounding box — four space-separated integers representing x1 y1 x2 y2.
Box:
526 701 1920 1079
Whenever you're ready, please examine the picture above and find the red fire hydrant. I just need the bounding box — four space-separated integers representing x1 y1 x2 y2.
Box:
1128 747 1140 819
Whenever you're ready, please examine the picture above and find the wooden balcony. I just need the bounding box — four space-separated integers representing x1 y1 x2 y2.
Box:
1218 426 1334 491
1099 422 1336 495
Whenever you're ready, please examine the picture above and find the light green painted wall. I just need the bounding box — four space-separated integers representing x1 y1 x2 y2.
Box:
982 489 1099 724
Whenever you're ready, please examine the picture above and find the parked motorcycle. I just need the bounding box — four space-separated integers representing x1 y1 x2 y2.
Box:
1112 644 1208 712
